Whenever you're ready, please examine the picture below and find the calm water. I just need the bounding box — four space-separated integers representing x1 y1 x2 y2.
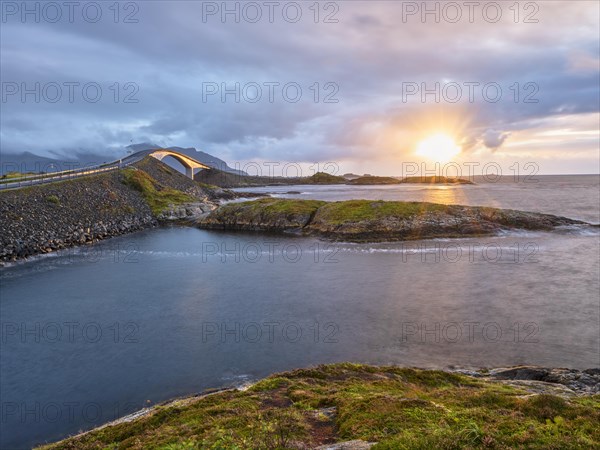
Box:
1 175 599 448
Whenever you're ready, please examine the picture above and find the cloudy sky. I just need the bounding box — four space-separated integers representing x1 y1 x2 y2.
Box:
1 1 599 175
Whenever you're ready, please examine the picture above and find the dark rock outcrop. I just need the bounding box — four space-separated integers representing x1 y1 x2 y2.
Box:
157 202 217 222
199 199 590 242
488 366 600 395
201 198 325 232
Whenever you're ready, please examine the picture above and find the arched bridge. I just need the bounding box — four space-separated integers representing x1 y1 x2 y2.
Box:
128 148 211 178
1 148 212 190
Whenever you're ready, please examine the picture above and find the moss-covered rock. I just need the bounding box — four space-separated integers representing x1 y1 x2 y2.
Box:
200 199 588 242
201 198 326 231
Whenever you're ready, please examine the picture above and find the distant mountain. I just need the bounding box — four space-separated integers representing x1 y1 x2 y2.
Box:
126 143 247 176
0 151 115 175
0 152 61 175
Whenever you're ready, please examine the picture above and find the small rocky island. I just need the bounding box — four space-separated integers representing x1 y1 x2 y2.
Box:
347 175 475 185
400 176 474 184
347 176 402 185
200 198 589 242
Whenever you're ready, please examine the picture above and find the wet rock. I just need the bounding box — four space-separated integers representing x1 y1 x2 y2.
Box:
488 366 600 395
490 367 550 381
157 202 217 222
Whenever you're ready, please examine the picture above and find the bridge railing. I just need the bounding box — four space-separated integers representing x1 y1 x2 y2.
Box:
0 162 126 191
0 149 209 190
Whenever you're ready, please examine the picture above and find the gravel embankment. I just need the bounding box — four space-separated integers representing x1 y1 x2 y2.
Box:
0 157 231 262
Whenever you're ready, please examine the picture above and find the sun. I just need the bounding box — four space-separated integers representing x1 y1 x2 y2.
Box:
415 134 461 163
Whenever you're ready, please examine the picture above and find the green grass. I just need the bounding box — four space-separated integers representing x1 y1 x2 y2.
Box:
1 171 38 180
122 168 195 215
196 181 220 190
307 172 346 184
314 200 448 224
348 176 401 185
247 198 326 215
38 363 600 449
215 198 326 220
214 199 448 226
0 171 43 183
46 195 60 205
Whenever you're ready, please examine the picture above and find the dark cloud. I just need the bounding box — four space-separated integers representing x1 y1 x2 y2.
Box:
1 1 598 171
483 129 510 150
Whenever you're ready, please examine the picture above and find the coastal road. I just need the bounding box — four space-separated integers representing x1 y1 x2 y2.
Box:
0 149 201 191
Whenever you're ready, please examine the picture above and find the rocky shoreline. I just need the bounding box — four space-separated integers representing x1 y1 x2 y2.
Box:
456 366 600 396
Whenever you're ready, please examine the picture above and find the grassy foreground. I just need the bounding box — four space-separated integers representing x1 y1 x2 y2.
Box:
39 364 599 449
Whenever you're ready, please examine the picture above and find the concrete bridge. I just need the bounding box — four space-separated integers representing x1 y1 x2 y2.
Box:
130 148 211 178
0 148 211 190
